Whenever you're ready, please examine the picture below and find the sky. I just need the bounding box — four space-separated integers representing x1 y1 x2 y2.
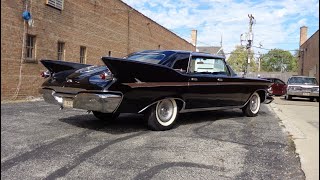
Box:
122 0 319 58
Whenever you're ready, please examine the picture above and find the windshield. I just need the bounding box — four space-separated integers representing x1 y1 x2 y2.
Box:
125 53 166 64
288 77 318 85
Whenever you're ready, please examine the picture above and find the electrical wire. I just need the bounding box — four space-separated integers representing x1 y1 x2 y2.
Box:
11 0 29 100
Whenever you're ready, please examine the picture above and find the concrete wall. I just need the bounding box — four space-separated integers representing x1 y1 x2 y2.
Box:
1 0 195 101
244 72 298 83
299 30 319 83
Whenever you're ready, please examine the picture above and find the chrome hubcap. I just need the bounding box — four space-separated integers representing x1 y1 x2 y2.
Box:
250 95 258 112
157 100 174 122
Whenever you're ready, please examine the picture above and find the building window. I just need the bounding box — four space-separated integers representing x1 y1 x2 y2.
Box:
80 46 86 64
25 34 36 61
57 42 65 60
46 0 64 10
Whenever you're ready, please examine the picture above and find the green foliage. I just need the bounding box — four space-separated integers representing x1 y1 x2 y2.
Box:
227 46 257 72
261 49 298 72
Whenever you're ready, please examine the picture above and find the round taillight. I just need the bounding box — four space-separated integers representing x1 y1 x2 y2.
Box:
99 72 107 80
41 71 50 78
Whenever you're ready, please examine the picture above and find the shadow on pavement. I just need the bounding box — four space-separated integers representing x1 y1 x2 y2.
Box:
59 113 147 134
59 109 249 133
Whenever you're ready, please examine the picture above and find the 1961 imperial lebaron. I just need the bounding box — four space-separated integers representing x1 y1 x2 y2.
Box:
39 50 273 131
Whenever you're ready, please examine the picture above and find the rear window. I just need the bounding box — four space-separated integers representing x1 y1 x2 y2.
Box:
125 53 165 64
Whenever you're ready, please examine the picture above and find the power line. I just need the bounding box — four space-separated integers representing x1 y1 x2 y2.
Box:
252 45 298 52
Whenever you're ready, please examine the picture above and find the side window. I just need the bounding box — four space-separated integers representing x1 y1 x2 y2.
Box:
189 56 229 75
171 53 190 73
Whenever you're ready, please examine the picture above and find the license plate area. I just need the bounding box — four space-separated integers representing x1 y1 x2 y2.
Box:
63 98 73 108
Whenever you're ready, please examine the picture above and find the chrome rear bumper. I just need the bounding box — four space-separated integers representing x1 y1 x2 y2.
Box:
40 88 122 113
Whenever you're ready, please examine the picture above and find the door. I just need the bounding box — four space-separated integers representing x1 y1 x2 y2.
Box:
184 56 244 110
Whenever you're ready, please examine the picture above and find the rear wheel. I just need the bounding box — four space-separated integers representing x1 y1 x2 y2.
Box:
242 92 261 117
92 111 119 121
145 98 178 131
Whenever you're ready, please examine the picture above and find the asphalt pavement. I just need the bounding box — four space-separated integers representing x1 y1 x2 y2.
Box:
1 101 304 179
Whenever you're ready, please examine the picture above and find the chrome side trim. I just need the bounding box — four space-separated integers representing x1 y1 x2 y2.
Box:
138 98 186 113
180 106 243 113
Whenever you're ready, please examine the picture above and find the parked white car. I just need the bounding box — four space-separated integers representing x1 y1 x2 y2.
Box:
285 76 319 102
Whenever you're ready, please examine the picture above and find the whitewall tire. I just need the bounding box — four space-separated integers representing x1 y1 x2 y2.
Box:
242 92 261 117
146 98 178 131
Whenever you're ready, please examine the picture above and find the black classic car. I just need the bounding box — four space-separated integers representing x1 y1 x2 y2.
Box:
39 50 273 131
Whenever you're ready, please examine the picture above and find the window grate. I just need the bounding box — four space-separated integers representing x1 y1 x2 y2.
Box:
80 46 86 64
57 42 65 60
25 34 36 62
46 0 64 10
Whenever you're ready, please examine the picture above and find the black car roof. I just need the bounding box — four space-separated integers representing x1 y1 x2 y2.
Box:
137 50 225 59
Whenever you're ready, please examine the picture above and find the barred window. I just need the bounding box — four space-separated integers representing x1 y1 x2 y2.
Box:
80 46 86 64
25 34 36 60
46 0 64 10
57 42 65 60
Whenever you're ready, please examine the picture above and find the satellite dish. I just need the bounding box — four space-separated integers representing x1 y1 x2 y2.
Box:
22 11 31 21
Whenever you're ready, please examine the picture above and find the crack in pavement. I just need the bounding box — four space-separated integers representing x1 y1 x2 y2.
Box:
1 130 92 172
133 162 226 180
44 131 148 179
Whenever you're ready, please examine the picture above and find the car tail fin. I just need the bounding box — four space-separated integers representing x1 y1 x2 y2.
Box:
101 56 185 83
40 60 91 74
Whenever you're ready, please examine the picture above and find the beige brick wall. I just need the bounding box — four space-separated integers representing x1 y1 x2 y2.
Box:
1 0 195 101
299 30 319 83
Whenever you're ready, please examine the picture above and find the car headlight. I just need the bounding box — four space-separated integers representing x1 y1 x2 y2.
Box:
312 87 319 92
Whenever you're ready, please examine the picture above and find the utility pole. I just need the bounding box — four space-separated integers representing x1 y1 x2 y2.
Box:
258 51 261 72
246 14 255 76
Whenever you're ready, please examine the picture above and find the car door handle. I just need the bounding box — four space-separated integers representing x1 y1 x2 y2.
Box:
217 78 223 82
190 78 198 81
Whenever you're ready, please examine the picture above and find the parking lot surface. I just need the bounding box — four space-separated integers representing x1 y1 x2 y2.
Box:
1 101 304 179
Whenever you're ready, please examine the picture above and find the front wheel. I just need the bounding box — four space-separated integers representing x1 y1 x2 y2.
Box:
145 98 178 131
242 92 261 117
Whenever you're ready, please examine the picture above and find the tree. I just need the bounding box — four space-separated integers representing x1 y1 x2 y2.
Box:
227 45 257 73
261 49 298 72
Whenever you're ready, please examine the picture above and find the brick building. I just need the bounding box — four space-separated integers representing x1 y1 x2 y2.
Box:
298 26 319 82
1 0 195 101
